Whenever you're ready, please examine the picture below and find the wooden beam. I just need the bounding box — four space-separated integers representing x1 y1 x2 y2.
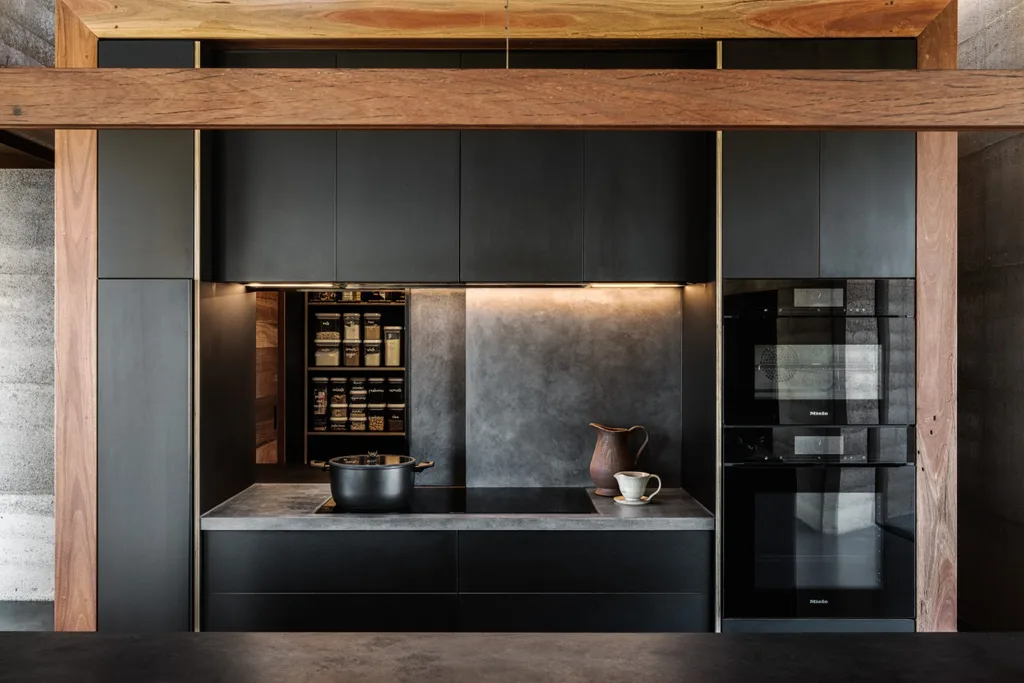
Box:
54 0 98 633
62 0 947 40
916 0 958 633
3 67 1024 130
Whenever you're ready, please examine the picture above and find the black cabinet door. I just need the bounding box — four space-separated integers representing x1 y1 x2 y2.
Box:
584 132 711 282
722 132 820 279
819 132 916 278
336 130 460 282
211 51 336 282
205 594 458 632
460 131 584 282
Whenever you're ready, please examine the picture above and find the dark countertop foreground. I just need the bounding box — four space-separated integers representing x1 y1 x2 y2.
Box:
200 484 714 531
1 633 1022 683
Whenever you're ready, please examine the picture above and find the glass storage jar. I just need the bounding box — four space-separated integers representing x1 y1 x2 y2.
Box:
329 379 347 418
329 417 348 432
350 377 367 393
343 313 361 341
311 378 328 415
349 416 367 432
384 326 402 367
368 405 386 432
313 415 328 432
386 377 405 404
311 291 337 303
364 341 382 367
341 290 361 302
314 313 341 341
367 377 386 404
386 404 405 432
314 343 340 367
363 313 382 341
343 341 361 367
349 389 368 408
349 406 367 420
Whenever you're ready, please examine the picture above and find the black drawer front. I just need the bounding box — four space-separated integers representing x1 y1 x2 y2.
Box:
458 531 712 594
204 531 457 593
204 593 457 632
458 594 710 633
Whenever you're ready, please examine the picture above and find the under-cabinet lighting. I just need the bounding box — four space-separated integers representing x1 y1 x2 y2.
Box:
246 283 339 289
587 283 685 288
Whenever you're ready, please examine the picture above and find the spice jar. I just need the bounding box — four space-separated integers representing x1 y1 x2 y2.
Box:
314 343 340 367
386 377 405 404
368 405 386 432
384 326 402 367
343 313 361 341
364 340 382 367
341 290 361 302
349 416 367 432
311 378 328 415
343 341 360 367
367 377 386 404
329 417 348 432
386 404 405 432
349 389 368 408
314 313 341 341
363 313 382 341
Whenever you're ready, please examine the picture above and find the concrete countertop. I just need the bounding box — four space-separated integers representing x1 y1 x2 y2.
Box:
3 633 1023 683
200 483 714 531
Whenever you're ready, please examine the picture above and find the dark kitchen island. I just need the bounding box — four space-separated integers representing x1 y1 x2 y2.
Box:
2 633 1021 683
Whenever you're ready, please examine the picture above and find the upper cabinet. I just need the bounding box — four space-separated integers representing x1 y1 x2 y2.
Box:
722 40 917 280
585 132 712 282
210 51 337 283
460 131 585 283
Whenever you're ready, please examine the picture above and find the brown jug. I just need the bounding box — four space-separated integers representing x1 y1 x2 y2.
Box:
588 423 650 496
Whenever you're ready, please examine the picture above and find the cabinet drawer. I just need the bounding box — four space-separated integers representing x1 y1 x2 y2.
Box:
458 531 711 594
204 531 457 593
458 594 710 633
204 593 457 632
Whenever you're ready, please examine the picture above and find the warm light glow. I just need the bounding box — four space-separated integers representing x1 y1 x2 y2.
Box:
246 283 339 289
587 283 685 288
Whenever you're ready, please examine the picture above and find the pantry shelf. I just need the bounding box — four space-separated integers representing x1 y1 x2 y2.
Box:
308 366 405 371
308 432 407 437
309 302 406 306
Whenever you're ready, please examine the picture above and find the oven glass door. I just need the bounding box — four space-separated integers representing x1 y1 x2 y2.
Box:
724 316 915 426
723 465 915 620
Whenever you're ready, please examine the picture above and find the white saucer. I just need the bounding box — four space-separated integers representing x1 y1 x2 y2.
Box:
614 495 652 506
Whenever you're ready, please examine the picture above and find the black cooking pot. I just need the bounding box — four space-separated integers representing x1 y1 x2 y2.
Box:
311 453 434 511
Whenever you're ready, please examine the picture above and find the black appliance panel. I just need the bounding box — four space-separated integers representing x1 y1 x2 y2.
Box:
724 279 915 317
724 315 915 426
724 426 914 465
723 465 915 620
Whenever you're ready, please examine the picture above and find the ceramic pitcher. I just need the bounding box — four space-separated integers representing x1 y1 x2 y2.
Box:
588 423 649 496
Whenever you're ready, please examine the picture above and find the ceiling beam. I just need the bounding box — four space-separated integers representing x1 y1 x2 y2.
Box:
1 67 1023 131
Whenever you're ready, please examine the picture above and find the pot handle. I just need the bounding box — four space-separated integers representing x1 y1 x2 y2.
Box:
309 460 330 472
414 461 435 473
627 425 649 467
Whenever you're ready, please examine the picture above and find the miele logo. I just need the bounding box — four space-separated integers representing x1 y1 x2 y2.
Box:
809 599 829 605
809 411 830 417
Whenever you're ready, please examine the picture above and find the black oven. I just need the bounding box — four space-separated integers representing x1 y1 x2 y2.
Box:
722 440 915 624
724 280 914 426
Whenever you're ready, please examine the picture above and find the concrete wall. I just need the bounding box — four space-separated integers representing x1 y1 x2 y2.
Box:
957 0 1024 631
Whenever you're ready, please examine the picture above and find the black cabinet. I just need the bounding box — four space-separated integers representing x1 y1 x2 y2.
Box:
722 132 820 279
819 132 916 278
337 131 460 282
460 131 584 282
205 594 458 632
584 132 711 282
210 51 336 283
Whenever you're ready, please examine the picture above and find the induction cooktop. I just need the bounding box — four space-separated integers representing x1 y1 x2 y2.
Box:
315 487 597 515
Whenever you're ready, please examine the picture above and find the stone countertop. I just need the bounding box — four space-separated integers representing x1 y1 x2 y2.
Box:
200 484 714 531
3 633 1023 683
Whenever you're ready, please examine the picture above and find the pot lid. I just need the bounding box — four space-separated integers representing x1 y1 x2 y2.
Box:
330 453 414 468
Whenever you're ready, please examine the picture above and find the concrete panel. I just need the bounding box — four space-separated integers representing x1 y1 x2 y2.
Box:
466 288 683 488
409 289 466 486
0 0 54 67
0 383 53 494
0 494 53 601
0 172 53 276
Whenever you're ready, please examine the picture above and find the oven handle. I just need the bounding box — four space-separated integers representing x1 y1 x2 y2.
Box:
725 462 913 469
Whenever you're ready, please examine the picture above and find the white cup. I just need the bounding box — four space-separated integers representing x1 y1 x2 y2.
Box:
614 471 662 502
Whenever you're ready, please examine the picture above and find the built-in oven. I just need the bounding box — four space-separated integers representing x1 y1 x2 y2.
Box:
721 426 916 632
723 279 915 427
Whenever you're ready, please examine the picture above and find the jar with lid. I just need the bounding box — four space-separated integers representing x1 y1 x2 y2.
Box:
349 416 367 432
349 406 367 420
364 340 382 367
384 326 402 367
386 404 405 432
386 377 405 404
329 379 347 418
349 389 368 408
315 343 340 367
314 313 341 341
312 291 337 303
311 378 328 415
343 341 360 367
350 377 367 392
367 377 386 404
342 313 361 341
363 313 382 341
341 290 361 302
368 405 386 432
329 417 348 432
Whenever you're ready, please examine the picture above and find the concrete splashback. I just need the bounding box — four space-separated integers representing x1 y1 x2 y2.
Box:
465 288 683 488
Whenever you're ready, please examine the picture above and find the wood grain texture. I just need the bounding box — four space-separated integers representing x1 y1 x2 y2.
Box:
916 0 958 633
255 292 279 464
60 0 947 39
4 67 1024 130
54 0 97 634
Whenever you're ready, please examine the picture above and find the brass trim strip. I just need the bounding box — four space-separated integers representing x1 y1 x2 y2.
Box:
714 38 724 634
191 38 202 633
